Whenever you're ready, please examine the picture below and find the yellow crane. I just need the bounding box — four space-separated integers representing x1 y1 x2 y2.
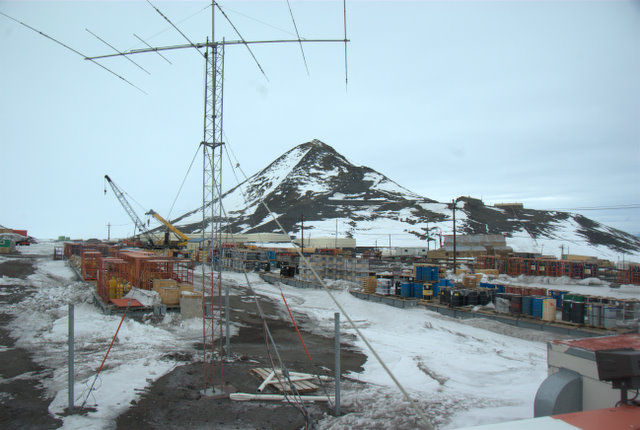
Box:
145 210 190 247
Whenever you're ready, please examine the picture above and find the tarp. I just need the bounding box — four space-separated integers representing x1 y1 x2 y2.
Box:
123 287 161 307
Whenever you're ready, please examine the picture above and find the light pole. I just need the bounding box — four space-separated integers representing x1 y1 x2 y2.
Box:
452 198 462 272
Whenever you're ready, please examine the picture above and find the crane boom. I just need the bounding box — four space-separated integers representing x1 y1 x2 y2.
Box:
104 174 154 245
145 209 190 246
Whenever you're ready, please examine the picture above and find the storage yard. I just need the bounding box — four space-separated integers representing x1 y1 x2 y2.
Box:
1 227 640 429
57 237 640 332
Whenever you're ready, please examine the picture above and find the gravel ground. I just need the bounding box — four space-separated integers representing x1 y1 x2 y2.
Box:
116 285 368 429
0 257 63 429
0 251 367 429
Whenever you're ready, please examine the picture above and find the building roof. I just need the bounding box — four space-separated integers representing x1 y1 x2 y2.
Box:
553 334 640 351
443 234 506 245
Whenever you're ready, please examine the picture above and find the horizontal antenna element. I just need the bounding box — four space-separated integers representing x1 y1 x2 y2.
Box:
134 33 173 64
86 28 151 75
0 11 146 94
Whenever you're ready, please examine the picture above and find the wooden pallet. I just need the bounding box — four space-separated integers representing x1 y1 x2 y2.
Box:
249 368 319 394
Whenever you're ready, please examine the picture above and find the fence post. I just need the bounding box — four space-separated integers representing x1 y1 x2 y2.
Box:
334 312 341 416
68 303 74 412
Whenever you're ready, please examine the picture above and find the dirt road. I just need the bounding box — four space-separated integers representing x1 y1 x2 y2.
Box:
0 257 63 429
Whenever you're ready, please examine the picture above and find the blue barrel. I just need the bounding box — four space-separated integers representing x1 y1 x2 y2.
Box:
552 291 568 307
432 285 440 298
532 297 545 318
522 296 534 316
419 267 434 281
413 283 424 299
496 284 506 294
400 283 412 298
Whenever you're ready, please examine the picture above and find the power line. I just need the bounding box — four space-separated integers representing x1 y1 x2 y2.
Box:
222 5 298 37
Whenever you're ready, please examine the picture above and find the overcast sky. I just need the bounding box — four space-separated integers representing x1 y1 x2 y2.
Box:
1 0 638 239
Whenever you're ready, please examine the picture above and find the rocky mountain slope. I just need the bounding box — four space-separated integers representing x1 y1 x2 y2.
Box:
169 139 640 261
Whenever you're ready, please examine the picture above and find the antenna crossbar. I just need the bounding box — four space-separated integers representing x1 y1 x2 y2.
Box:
84 39 349 61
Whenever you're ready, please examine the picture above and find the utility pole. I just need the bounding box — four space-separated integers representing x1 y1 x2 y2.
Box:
426 221 429 252
107 222 111 241
452 199 457 272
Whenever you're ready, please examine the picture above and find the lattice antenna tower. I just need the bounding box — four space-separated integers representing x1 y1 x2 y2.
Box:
2 0 348 395
84 0 348 395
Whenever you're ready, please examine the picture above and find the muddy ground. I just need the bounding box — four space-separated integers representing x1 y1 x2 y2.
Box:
116 283 367 429
0 257 64 429
0 253 367 429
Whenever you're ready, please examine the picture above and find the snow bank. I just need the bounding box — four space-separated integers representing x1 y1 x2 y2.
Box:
226 272 548 428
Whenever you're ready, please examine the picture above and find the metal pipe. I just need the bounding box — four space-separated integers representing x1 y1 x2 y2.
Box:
225 284 230 360
68 304 74 412
334 312 341 416
452 199 457 272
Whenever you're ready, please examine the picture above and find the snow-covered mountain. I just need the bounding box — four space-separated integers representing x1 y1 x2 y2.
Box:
170 139 640 261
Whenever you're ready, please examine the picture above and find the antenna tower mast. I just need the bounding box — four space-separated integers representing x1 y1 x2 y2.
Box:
201 0 226 394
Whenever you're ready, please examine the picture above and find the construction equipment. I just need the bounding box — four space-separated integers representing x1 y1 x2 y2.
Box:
145 209 190 247
104 174 155 247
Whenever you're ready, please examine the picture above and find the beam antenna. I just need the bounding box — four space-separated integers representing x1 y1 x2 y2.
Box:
215 3 268 81
344 0 348 90
85 28 151 75
145 0 205 57
0 11 146 94
133 33 173 64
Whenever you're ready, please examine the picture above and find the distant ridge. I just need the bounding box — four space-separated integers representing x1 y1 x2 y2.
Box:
167 139 640 260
